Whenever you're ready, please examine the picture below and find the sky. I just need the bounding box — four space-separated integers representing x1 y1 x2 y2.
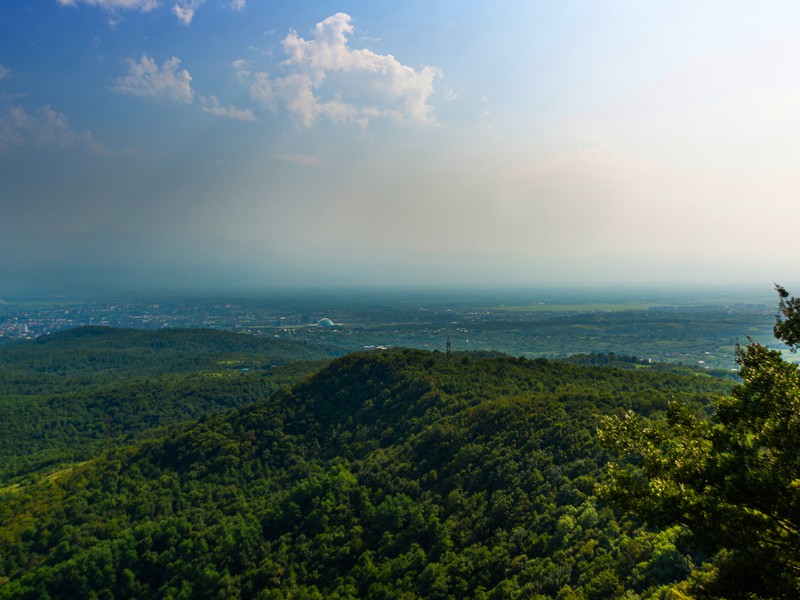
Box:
2 1 800 292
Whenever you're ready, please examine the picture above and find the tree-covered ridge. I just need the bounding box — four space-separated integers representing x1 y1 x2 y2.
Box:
0 327 336 482
0 349 732 599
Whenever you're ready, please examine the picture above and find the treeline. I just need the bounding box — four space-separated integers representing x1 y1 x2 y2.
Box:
0 349 733 598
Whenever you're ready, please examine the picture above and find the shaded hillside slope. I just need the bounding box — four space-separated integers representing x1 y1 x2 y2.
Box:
0 350 732 599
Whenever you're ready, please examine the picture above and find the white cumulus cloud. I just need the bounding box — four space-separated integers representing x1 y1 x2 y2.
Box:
0 65 9 81
239 13 442 128
200 96 256 121
172 0 204 25
0 104 104 154
113 55 194 103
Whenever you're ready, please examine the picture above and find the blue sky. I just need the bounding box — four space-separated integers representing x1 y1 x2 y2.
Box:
2 1 800 291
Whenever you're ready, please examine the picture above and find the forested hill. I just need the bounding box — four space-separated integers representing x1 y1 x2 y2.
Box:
0 327 338 481
0 349 733 599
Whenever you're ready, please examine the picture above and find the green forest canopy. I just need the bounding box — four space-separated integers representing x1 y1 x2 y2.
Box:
2 339 733 598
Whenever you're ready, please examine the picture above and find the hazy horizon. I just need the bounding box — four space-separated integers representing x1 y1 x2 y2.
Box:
3 2 800 292
0 278 782 309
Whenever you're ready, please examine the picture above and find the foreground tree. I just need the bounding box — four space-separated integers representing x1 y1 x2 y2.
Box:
599 285 800 598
